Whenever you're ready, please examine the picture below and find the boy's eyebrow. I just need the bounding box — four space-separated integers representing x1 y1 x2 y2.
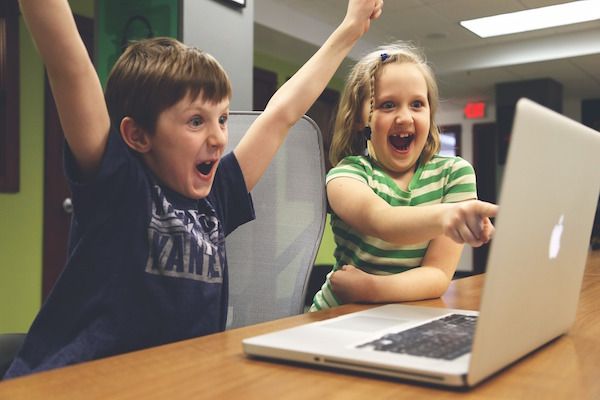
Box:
182 101 230 114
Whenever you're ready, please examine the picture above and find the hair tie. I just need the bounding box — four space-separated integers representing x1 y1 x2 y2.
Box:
380 52 390 62
362 126 372 140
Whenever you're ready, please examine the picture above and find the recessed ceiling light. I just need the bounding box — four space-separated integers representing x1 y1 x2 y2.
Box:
460 0 600 38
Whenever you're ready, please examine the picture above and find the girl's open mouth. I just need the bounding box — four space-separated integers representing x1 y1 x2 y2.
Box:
389 134 414 151
196 160 215 176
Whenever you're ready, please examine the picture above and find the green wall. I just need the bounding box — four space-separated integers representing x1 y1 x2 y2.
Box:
73 0 95 16
0 20 44 333
254 51 345 93
315 215 335 266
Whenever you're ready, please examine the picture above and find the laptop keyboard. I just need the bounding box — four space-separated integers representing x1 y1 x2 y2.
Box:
356 314 477 360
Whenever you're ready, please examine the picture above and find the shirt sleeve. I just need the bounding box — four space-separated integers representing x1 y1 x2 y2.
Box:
64 126 146 228
326 156 370 185
209 152 255 236
443 157 478 203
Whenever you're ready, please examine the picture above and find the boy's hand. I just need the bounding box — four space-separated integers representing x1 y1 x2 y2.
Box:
442 200 498 247
344 0 384 36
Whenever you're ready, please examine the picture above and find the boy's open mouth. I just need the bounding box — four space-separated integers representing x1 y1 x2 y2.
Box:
196 161 215 176
389 134 414 151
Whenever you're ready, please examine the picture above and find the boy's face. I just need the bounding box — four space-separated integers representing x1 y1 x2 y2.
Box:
143 92 230 199
362 62 431 179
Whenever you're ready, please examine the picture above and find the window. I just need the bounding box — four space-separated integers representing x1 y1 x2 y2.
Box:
438 124 462 157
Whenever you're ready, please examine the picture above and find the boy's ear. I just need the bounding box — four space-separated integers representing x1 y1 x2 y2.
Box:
120 117 151 153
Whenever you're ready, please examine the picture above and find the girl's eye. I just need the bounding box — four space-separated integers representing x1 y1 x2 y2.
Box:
411 100 425 109
219 114 228 125
189 116 203 128
380 101 395 110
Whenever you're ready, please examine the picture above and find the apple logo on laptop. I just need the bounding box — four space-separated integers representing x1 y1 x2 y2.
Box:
548 215 564 259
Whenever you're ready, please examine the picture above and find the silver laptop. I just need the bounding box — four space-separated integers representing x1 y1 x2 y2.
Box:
242 98 600 388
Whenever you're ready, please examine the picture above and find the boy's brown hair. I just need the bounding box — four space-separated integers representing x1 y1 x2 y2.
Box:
105 37 232 134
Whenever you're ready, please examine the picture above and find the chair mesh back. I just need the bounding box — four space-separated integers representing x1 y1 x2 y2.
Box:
225 112 326 329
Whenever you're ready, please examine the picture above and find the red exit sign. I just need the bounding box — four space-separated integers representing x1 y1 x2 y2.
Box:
464 102 486 119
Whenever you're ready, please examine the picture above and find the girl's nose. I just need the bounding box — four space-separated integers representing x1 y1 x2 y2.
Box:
395 106 413 125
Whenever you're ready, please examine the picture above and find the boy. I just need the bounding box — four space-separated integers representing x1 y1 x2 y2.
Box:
5 0 383 378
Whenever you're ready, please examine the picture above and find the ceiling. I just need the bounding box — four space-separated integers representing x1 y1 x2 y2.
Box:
254 0 600 111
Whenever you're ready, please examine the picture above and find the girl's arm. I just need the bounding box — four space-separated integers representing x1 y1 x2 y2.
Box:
330 236 463 303
233 0 383 192
19 0 110 178
327 176 497 247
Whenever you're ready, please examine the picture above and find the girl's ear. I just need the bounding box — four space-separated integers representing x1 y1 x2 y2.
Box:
120 117 151 153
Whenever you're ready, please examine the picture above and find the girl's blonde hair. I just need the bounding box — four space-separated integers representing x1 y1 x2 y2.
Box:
329 42 441 167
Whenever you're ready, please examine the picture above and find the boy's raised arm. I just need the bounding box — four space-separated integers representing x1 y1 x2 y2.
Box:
234 0 383 192
19 0 110 177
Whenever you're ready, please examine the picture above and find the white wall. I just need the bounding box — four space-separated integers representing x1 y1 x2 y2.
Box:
182 0 253 110
563 97 583 122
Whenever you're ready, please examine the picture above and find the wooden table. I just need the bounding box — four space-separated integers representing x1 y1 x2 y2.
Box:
1 250 599 399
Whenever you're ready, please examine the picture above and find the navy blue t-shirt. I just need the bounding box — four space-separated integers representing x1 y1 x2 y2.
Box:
4 128 255 378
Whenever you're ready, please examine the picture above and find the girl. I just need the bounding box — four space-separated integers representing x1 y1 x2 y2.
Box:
310 42 497 311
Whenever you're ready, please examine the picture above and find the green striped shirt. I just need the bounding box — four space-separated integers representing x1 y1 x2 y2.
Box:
310 155 477 311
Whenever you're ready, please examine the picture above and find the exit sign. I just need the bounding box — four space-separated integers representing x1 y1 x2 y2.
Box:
464 102 486 119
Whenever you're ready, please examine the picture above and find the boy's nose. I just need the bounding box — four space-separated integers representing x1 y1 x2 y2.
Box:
208 125 227 148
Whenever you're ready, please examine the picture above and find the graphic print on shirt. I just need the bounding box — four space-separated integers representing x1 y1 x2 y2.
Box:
145 186 224 283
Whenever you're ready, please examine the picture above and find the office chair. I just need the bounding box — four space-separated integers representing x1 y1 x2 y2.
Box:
225 112 327 329
0 333 25 379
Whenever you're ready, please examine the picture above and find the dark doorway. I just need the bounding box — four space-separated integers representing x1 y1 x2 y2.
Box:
253 68 339 171
42 16 94 300
305 88 339 171
471 122 498 274
253 67 277 111
0 0 20 193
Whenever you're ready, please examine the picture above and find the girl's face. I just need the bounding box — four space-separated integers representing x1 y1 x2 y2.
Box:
361 62 431 181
